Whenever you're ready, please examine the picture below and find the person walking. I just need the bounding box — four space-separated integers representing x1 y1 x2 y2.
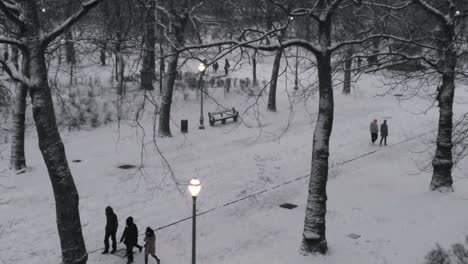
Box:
213 61 219 73
370 119 379 144
102 206 118 254
120 217 143 263
380 120 388 146
144 227 161 264
224 59 230 76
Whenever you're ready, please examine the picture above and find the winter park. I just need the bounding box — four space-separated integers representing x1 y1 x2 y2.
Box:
1 1 468 264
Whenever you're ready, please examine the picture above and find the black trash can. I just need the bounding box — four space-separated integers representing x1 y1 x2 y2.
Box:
181 119 188 133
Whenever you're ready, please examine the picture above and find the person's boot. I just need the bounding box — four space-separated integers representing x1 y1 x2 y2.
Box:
111 248 116 254
102 249 109 254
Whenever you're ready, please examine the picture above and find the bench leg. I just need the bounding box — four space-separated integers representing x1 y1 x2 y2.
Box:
222 119 226 124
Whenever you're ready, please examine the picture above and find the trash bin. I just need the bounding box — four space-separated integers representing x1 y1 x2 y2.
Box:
181 119 188 133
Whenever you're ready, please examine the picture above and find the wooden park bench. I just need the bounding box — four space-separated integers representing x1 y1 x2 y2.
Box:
208 107 239 126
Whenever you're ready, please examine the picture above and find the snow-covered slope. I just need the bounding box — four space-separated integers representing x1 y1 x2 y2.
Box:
1 53 467 264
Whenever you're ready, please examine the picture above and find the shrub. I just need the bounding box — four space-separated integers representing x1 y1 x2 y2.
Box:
424 237 468 264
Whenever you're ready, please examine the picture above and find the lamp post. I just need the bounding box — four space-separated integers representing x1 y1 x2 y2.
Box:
198 62 206 129
294 45 299 90
188 179 202 264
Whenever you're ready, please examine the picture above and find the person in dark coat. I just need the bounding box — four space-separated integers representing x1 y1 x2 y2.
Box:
120 216 143 263
144 227 160 264
224 59 230 76
102 206 118 254
370 119 379 143
380 120 388 146
212 61 219 73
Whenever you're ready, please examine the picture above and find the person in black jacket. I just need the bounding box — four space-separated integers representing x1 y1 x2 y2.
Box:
380 120 388 146
102 206 118 254
120 216 143 263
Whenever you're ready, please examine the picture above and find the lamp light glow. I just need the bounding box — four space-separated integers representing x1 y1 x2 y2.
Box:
189 179 202 197
198 63 206 73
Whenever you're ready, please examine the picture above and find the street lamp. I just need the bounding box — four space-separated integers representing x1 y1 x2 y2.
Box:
188 179 202 264
294 46 299 90
198 62 206 129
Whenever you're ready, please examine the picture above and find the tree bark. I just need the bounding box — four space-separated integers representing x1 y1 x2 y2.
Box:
300 53 333 255
17 1 90 263
157 3 188 136
301 15 333 255
140 0 156 90
158 50 179 137
342 48 353 95
267 48 282 112
116 51 125 95
10 53 29 171
430 27 456 192
65 3 76 65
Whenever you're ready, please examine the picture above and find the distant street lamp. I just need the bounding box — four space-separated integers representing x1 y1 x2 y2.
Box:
198 62 206 129
188 179 202 264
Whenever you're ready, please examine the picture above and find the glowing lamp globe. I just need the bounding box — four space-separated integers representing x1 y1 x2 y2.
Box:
198 63 206 73
189 179 202 197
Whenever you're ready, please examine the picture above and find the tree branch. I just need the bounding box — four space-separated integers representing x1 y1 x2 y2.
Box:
0 56 30 86
0 35 25 48
0 0 22 25
42 0 105 45
413 0 448 24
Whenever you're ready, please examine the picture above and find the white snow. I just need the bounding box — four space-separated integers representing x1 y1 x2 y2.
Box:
1 51 468 264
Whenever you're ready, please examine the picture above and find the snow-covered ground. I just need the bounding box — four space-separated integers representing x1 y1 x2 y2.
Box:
1 52 468 264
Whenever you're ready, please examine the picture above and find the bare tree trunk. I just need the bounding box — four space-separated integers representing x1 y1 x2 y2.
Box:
116 52 125 95
10 53 29 171
65 30 76 65
157 3 188 136
12 46 19 69
430 30 456 192
267 48 282 112
18 1 90 263
140 0 156 90
65 3 76 65
342 48 353 95
301 14 333 254
158 50 179 137
300 53 333 255
252 49 258 86
29 47 87 264
100 44 106 66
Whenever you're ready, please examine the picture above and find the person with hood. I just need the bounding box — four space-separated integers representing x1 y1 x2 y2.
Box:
120 216 143 263
213 61 219 73
380 120 388 146
102 206 118 254
144 227 161 264
370 119 379 143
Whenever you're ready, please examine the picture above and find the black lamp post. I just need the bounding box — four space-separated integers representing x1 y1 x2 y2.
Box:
198 63 206 129
188 179 202 264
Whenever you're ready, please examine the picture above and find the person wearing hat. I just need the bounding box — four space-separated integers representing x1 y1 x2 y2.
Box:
370 119 379 143
102 206 118 254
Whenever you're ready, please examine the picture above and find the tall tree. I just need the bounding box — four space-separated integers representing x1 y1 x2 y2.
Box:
158 0 192 137
140 0 156 90
0 1 105 263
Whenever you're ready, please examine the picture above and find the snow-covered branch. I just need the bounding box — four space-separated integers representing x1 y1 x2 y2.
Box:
328 34 437 53
413 0 448 24
0 36 24 48
42 0 105 45
0 56 30 86
0 0 22 25
361 1 412 10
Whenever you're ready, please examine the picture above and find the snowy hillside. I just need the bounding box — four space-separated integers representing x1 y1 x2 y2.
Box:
1 53 468 264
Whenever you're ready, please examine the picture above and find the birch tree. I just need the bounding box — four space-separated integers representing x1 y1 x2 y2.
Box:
0 1 105 263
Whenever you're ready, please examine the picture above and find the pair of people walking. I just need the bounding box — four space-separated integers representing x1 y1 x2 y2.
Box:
103 206 161 264
369 119 388 146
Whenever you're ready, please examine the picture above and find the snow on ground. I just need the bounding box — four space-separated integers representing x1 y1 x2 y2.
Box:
1 52 468 264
